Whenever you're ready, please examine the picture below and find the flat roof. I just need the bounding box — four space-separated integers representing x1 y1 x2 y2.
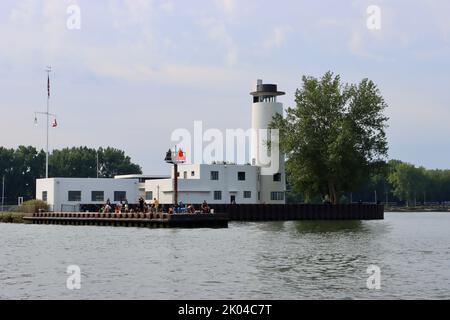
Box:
114 174 170 180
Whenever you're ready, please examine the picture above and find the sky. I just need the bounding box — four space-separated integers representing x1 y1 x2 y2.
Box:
0 0 449 174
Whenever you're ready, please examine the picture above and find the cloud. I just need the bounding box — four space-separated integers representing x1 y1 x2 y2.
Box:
264 26 292 50
199 17 238 66
216 0 235 15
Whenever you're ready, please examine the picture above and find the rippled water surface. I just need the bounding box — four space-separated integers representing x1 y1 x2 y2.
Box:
0 212 449 299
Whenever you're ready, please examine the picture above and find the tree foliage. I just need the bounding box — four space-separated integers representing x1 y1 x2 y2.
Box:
271 72 389 203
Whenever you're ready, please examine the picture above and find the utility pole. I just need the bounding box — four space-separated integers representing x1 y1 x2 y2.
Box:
1 176 4 212
96 151 99 178
173 163 178 206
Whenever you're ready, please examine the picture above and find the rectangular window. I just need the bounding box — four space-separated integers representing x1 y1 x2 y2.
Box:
244 191 251 199
238 171 246 181
273 173 281 182
91 191 104 202
68 191 81 202
42 191 47 202
114 191 127 202
213 191 222 200
145 191 153 201
211 171 219 180
191 171 195 176
270 192 285 201
183 171 187 179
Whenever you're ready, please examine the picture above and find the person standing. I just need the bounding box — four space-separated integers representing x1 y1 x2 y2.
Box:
139 196 144 213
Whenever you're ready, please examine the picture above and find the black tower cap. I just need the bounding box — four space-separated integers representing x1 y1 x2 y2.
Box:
250 82 285 97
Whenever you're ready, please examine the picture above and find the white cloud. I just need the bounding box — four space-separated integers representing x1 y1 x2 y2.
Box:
264 26 292 50
199 17 238 66
216 0 235 15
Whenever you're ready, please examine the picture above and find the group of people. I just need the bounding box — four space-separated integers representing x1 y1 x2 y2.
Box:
167 200 211 215
99 197 160 214
98 198 213 215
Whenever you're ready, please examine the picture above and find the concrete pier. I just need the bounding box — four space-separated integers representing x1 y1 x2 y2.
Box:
23 212 228 228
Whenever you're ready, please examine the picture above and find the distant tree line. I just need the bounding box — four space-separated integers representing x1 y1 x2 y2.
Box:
0 146 142 204
287 159 450 206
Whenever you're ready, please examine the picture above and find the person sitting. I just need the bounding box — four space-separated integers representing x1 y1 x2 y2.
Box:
187 204 195 214
168 206 174 215
201 200 210 213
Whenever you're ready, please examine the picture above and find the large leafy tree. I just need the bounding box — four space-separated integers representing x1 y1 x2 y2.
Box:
270 72 389 204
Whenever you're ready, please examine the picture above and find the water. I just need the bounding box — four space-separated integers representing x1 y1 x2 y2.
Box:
0 212 449 299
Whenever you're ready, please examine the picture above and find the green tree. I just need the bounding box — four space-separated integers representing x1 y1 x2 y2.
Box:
50 146 142 178
0 146 45 204
270 72 389 204
388 160 426 206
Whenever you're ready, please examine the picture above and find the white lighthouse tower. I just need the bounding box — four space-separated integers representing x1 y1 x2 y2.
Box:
250 79 286 204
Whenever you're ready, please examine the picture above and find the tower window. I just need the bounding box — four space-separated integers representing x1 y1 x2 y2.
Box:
238 171 246 181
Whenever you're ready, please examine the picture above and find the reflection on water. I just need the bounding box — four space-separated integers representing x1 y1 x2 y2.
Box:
293 220 364 234
0 212 449 299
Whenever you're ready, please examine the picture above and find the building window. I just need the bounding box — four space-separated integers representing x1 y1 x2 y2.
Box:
42 191 47 202
191 171 195 176
270 192 284 201
183 171 187 179
91 191 104 202
211 171 219 180
145 191 153 201
213 191 222 200
238 171 246 181
114 191 127 202
244 191 251 199
68 191 81 202
177 172 180 177
258 192 261 201
273 173 281 181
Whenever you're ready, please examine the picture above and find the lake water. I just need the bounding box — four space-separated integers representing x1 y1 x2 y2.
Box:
0 212 449 299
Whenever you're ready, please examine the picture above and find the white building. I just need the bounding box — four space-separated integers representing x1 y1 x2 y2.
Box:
145 163 260 205
36 177 139 212
35 79 286 210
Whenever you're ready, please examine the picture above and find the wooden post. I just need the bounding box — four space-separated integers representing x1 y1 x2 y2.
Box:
173 163 178 206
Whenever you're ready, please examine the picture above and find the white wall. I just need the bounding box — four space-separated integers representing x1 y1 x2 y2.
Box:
251 100 286 204
145 164 260 204
36 178 139 212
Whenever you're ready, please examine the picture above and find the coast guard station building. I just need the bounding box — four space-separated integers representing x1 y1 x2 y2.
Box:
36 80 286 211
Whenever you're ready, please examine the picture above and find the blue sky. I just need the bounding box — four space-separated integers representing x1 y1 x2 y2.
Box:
0 0 449 173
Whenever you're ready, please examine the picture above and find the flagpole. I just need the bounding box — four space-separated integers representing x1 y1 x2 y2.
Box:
45 66 51 179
